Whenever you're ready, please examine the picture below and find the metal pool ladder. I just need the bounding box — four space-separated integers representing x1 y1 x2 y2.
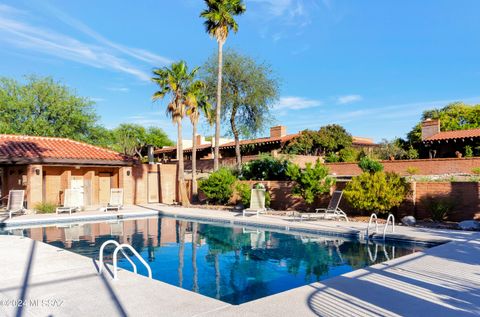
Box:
98 240 152 280
366 213 379 238
383 214 395 240
366 213 395 240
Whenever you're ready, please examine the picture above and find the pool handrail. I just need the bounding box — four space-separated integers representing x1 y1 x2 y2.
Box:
98 240 137 275
366 213 379 238
383 214 395 240
113 244 152 280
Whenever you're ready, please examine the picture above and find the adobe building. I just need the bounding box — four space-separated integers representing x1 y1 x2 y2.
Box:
155 125 377 161
0 134 138 209
421 119 480 158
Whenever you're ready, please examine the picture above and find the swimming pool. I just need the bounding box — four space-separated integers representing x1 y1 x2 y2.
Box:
2 216 431 305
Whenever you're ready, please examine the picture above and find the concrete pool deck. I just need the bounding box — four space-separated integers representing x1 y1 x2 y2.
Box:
1 204 479 316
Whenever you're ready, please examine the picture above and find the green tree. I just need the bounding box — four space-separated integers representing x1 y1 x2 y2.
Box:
286 160 335 205
186 80 212 201
111 124 173 156
202 50 279 170
112 123 146 156
317 124 353 154
152 61 198 206
343 171 409 214
284 129 322 155
200 0 246 171
285 125 352 156
0 76 105 144
144 127 174 148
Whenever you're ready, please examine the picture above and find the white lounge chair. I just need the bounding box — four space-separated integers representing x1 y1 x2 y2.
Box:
243 189 266 217
7 190 26 219
56 189 80 215
296 190 349 222
105 188 123 212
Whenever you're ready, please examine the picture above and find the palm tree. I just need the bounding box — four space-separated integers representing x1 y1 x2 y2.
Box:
200 0 246 171
186 80 212 202
152 61 197 206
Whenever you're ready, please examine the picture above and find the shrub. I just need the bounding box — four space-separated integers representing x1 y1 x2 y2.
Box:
405 166 419 175
472 167 480 175
286 160 335 205
465 145 473 158
358 156 384 173
338 147 359 162
343 171 409 214
324 152 340 163
406 145 419 160
199 168 236 204
235 182 270 207
422 195 455 221
34 202 56 214
240 154 291 181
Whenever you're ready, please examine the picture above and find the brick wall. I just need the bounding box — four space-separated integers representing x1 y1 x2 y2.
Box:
326 157 480 176
182 155 323 172
231 180 479 221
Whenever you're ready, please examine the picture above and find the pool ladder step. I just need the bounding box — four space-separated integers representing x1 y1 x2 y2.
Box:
98 240 152 280
365 213 395 240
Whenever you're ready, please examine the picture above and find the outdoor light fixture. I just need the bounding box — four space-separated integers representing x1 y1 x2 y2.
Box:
126 170 131 176
35 168 40 176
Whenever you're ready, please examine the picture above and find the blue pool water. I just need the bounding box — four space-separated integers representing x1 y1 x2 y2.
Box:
2 216 430 304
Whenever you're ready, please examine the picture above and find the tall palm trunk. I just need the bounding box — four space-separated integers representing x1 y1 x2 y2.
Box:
177 120 189 206
191 120 198 202
229 103 241 171
213 40 224 171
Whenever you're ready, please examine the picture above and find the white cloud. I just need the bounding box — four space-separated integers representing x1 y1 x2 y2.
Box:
274 96 323 110
336 94 363 104
107 87 130 93
0 4 170 81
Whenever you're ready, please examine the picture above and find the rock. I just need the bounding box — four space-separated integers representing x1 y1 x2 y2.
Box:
401 216 416 226
458 220 480 231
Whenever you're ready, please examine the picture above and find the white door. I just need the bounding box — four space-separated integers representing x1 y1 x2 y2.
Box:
71 176 84 207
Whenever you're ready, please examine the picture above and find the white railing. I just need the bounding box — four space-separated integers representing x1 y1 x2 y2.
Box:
113 244 152 280
383 214 395 240
366 213 379 238
98 240 152 280
99 240 137 275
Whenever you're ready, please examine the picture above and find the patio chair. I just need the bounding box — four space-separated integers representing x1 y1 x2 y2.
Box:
7 190 26 219
56 189 81 215
295 190 349 222
243 188 266 217
105 188 123 212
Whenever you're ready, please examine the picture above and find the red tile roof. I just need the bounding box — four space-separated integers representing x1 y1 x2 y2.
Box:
155 133 376 154
219 133 299 148
0 134 131 165
424 128 480 142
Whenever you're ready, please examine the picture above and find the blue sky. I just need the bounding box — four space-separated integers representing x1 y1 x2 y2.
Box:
1 0 480 142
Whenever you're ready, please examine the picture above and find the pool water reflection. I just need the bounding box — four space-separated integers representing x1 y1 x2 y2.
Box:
3 217 428 304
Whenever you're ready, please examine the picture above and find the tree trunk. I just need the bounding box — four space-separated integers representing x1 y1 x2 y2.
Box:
213 40 224 171
191 120 198 202
230 103 241 171
177 120 190 206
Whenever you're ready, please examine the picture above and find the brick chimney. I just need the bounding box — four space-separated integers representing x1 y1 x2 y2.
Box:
421 118 440 140
270 126 287 138
195 134 203 145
